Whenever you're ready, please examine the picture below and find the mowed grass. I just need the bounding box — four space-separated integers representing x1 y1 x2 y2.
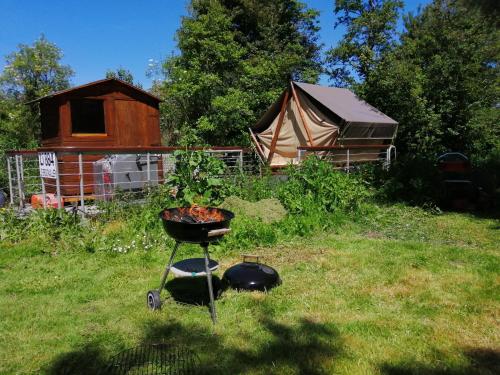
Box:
0 207 499 374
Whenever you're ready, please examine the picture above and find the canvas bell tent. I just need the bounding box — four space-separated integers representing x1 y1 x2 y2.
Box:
249 82 398 168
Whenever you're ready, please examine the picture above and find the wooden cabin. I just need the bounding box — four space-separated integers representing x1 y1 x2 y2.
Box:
33 78 162 197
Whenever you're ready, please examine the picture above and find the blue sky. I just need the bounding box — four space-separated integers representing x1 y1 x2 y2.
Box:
0 0 431 89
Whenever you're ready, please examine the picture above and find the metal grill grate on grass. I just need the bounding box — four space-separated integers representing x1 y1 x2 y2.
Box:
104 344 199 375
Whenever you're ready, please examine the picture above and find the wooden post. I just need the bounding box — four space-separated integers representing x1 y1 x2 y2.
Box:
267 90 290 163
290 83 314 147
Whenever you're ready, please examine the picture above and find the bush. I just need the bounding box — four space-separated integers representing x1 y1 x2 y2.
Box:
368 156 445 207
471 146 500 203
0 207 81 244
278 156 370 214
167 150 230 206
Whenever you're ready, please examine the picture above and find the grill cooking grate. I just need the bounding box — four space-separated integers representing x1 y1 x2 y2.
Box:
105 343 199 375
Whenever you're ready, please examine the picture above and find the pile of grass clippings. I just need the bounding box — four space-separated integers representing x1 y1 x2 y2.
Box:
220 196 287 223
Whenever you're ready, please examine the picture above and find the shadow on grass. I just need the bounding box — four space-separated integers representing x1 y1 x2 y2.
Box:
44 343 110 375
44 310 341 374
137 303 342 374
165 276 223 306
379 348 500 375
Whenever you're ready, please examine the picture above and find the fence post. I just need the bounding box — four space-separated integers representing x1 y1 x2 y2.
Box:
54 153 62 209
20 155 26 206
78 153 85 215
146 152 151 187
15 155 24 209
7 156 14 205
238 150 243 172
346 149 350 173
40 152 47 209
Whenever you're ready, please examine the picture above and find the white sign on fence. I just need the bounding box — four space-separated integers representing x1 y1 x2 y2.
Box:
38 152 57 179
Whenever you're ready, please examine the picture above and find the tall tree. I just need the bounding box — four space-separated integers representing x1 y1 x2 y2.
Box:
160 0 322 145
0 36 73 188
106 67 142 88
363 0 500 156
326 0 403 87
0 35 73 103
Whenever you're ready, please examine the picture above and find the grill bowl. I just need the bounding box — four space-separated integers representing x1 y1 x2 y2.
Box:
159 207 234 243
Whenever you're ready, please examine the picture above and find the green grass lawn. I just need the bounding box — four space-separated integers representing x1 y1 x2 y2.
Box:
0 207 499 374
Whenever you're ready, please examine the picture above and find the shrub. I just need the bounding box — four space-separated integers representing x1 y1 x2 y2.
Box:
367 156 445 207
0 207 81 243
471 146 500 206
166 150 230 206
229 171 280 201
278 156 370 214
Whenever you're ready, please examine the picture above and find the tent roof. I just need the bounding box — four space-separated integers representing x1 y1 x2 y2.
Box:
293 82 397 125
253 82 397 132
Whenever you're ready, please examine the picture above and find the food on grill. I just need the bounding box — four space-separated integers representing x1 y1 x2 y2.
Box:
162 205 226 224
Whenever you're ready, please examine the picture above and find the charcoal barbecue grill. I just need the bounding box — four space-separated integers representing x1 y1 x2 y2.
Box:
147 206 234 324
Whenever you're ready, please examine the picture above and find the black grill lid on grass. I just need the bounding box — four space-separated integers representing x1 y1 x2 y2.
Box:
223 255 280 292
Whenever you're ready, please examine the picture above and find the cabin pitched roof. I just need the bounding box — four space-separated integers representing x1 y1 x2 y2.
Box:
26 78 161 104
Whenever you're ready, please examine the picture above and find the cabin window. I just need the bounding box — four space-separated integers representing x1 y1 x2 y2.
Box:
70 99 106 134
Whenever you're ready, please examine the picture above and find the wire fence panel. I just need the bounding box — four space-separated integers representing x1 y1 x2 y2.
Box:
3 145 392 215
3 147 260 215
298 145 395 172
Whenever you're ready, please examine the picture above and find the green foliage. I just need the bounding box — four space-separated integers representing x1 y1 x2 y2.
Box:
166 150 229 206
326 0 403 87
229 171 281 201
160 0 322 145
0 36 73 190
0 99 38 189
471 145 500 202
1 155 374 256
105 67 142 88
278 156 371 214
0 208 80 244
0 35 73 102
362 0 500 157
368 156 446 207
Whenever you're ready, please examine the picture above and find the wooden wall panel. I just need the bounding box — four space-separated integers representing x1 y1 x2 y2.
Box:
115 100 151 146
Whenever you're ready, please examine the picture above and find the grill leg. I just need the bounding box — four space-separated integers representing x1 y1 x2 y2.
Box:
158 241 181 295
202 244 217 324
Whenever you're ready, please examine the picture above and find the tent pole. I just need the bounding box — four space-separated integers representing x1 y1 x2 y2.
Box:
248 127 266 163
291 82 315 147
267 90 290 163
